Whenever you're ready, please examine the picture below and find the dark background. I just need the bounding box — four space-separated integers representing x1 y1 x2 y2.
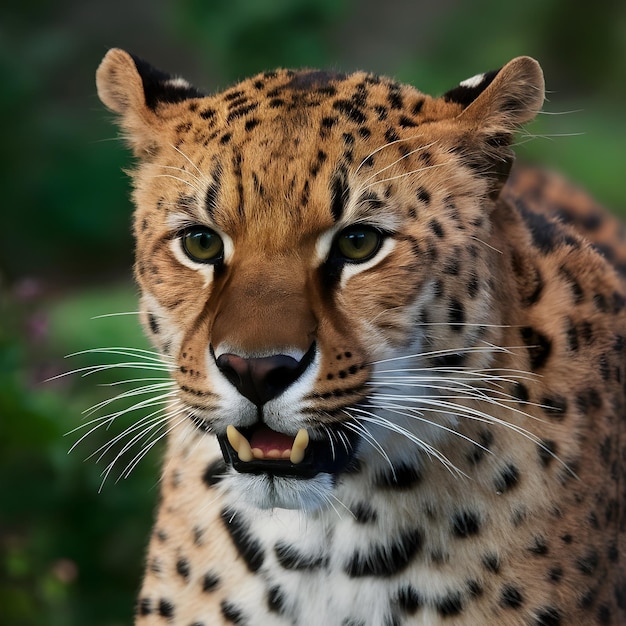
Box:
1 1 625 623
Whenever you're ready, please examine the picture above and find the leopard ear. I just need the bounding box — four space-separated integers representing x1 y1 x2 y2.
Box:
444 57 545 198
96 48 205 156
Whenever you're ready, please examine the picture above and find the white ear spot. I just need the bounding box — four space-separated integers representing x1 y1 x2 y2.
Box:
460 73 486 89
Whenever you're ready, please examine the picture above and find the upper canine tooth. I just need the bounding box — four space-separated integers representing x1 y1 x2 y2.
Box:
226 425 253 462
290 428 310 464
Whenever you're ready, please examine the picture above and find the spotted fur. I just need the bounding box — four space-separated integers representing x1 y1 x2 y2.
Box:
96 49 626 625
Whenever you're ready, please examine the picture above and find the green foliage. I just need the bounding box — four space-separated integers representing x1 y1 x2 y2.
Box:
1 0 625 624
171 0 347 79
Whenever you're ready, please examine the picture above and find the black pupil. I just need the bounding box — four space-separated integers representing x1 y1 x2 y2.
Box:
196 231 213 249
347 231 367 249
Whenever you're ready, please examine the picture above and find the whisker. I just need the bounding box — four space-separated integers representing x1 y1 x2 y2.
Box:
67 347 172 363
170 144 207 179
354 133 432 176
357 141 438 186
360 162 450 193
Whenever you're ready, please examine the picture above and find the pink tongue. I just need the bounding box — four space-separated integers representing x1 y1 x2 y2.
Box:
249 425 293 454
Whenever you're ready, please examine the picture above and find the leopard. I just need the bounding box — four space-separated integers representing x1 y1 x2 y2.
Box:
95 48 626 625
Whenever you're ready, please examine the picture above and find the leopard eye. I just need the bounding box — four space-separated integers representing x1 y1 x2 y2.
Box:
335 226 383 263
181 227 224 264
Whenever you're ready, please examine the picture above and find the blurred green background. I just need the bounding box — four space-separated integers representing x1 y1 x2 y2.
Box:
1 0 625 623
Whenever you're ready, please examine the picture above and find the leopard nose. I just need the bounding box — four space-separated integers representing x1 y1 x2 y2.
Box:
215 346 315 406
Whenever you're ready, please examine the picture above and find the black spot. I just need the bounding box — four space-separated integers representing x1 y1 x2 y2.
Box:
352 502 378 524
467 274 480 298
435 591 463 617
227 102 259 122
202 571 220 592
176 557 190 580
320 116 338 137
535 606 562 625
221 600 246 625
467 580 483 597
219 132 232 145
412 99 425 115
518 262 544 307
559 265 585 304
158 598 175 618
148 313 160 334
495 464 520 493
200 107 216 120
333 99 367 124
538 440 557 467
375 463 422 489
394 585 422 614
137 597 152 616
517 203 564 254
415 187 431 205
244 118 260 132
448 299 466 329
444 257 460 276
345 527 423 577
598 354 610 381
528 535 549 556
500 584 524 608
482 552 500 573
399 115 418 127
575 388 602 415
541 395 568 420
597 604 611 624
520 327 552 370
452 511 480 537
275 542 328 571
221 508 264 572
512 382 529 403
576 549 599 576
429 219 444 238
467 429 494 465
267 586 287 614
331 170 349 222
385 128 400 144
202 458 227 487
548 566 563 583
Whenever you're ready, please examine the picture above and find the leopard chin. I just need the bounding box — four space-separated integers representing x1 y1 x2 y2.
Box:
223 471 337 511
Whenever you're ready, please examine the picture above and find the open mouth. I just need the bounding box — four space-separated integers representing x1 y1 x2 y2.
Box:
217 423 359 479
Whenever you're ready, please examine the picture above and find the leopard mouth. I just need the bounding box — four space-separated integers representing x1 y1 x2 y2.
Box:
217 423 359 479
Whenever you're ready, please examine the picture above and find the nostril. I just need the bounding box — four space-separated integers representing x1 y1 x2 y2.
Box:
215 353 247 389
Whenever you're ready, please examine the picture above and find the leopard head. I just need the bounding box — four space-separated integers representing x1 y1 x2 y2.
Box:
96 49 544 510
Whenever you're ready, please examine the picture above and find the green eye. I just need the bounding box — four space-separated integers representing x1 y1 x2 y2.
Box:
182 227 224 263
336 226 383 262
